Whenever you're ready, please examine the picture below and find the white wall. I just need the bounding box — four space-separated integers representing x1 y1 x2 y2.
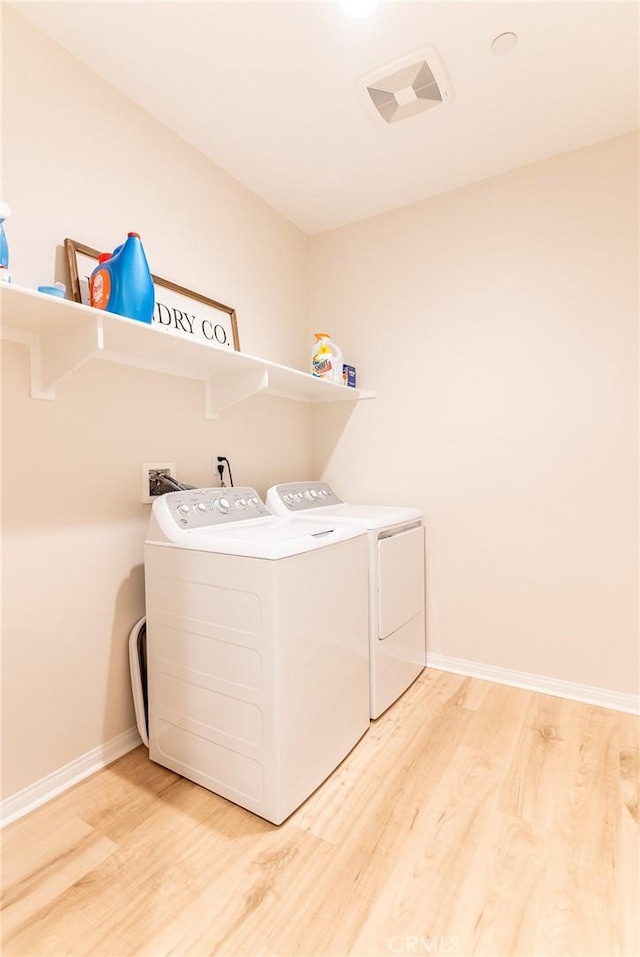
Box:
309 133 639 697
1 9 311 800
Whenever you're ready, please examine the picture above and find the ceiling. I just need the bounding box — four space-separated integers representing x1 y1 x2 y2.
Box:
11 1 640 235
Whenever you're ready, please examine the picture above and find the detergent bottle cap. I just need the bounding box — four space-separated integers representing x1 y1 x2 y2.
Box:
128 232 141 238
314 332 330 340
98 253 112 263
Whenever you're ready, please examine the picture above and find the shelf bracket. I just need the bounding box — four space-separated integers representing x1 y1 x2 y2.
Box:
9 320 100 400
204 366 269 419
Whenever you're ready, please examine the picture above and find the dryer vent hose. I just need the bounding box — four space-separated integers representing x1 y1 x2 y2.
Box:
128 616 149 747
150 472 196 496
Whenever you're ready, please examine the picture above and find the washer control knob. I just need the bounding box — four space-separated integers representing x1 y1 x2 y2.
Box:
194 502 206 514
294 492 304 502
235 498 247 510
304 489 318 501
283 494 293 504
248 497 260 507
217 498 231 514
176 504 190 516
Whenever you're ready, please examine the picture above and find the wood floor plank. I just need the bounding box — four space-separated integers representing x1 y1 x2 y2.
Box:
463 681 536 772
527 703 636 956
45 745 184 843
497 692 580 834
3 778 265 955
1 670 637 957
146 826 335 956
1 808 95 891
618 713 640 956
450 808 549 957
1 823 117 941
338 745 502 956
619 713 639 825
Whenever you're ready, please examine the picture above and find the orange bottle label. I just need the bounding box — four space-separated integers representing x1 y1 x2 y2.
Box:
90 268 111 310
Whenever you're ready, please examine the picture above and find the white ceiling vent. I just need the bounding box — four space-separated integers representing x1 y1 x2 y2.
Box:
362 47 451 125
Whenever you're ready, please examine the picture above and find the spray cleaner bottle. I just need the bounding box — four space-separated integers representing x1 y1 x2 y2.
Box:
0 201 12 282
89 232 154 324
312 333 344 384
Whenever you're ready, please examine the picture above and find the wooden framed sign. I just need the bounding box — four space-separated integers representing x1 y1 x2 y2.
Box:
64 238 241 351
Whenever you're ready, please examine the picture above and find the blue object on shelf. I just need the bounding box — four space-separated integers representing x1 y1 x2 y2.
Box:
38 283 66 298
0 201 12 269
89 232 154 324
343 364 357 388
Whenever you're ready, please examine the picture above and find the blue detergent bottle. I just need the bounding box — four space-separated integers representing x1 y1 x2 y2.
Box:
0 202 12 274
89 232 155 324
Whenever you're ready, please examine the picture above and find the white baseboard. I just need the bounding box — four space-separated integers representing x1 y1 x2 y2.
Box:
1 726 142 829
426 652 639 715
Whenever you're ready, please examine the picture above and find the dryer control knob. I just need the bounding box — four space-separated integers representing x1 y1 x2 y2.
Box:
248 497 260 507
283 494 293 504
305 489 318 501
235 498 247 509
176 504 190 516
217 498 231 514
294 492 304 502
194 502 206 514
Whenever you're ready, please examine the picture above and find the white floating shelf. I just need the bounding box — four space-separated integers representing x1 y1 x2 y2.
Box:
0 284 374 418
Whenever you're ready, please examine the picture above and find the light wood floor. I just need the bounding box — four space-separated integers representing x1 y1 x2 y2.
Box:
2 669 638 957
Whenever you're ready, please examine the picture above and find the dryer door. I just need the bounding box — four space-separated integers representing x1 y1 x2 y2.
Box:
377 525 425 639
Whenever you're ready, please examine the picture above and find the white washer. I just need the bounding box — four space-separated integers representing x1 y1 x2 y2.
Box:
267 482 426 719
144 486 370 825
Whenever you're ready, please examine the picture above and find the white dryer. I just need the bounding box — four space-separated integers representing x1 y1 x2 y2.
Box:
266 482 425 719
144 486 369 825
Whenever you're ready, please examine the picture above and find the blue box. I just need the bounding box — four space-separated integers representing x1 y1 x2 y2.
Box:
343 364 357 388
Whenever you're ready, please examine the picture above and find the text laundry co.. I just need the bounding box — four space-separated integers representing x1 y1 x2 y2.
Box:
154 301 229 345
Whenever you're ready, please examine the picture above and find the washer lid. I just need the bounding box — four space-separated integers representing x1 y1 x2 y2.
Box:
266 483 422 529
307 502 423 529
153 517 365 559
